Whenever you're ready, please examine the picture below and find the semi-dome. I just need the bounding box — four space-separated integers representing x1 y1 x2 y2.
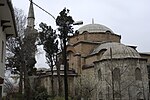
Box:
91 42 140 60
78 23 113 34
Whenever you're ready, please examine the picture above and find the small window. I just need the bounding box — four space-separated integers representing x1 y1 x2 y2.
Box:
98 69 102 80
113 68 120 81
135 68 142 81
84 32 88 40
1 41 4 63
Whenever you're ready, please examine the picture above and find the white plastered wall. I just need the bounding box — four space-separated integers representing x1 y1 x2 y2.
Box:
0 26 5 91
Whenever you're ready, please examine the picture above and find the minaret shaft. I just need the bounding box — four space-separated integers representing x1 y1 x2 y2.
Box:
27 0 35 28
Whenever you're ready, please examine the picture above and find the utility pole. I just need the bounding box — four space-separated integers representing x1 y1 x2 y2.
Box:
62 25 68 100
62 20 83 100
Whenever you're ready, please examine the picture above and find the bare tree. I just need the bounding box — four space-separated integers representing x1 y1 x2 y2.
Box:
6 7 26 96
56 8 74 100
6 7 37 100
97 49 148 100
3 78 15 95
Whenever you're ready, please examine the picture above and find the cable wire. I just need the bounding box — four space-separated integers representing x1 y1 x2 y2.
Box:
29 0 56 20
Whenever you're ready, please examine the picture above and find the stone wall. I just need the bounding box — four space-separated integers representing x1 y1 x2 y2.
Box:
85 55 97 65
39 75 76 97
69 32 121 45
94 58 149 100
73 42 98 56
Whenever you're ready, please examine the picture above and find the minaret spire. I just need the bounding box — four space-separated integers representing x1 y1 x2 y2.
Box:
27 0 35 28
92 18 94 24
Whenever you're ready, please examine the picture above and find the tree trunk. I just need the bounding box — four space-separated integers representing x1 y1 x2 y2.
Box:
50 58 54 97
63 27 69 100
23 62 31 100
56 58 63 96
19 65 23 99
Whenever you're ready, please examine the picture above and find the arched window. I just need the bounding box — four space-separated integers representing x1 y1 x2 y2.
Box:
106 31 111 41
135 68 142 81
98 69 102 80
113 68 120 81
83 31 88 40
67 51 74 69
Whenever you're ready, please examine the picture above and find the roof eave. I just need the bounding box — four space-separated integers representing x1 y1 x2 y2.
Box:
0 0 17 37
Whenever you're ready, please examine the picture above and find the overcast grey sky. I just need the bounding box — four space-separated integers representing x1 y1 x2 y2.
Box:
12 0 150 67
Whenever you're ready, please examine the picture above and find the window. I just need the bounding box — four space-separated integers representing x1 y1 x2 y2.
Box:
113 68 120 81
1 41 4 63
67 51 74 69
106 31 111 41
84 32 88 40
135 68 142 81
98 69 102 80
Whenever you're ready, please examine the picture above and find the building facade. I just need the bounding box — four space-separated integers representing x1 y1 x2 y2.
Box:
26 1 150 98
94 43 148 100
35 22 150 100
67 23 149 100
0 0 17 98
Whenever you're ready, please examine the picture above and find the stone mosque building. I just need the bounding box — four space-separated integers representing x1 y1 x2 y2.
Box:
38 22 150 100
67 22 150 100
27 1 150 100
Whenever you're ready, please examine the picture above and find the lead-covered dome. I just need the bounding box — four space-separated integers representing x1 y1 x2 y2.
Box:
78 23 114 34
91 42 140 60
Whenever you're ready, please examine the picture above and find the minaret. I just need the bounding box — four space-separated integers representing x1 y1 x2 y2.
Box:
27 0 35 29
92 18 94 24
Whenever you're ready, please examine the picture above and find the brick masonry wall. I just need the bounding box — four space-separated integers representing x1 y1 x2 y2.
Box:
69 32 121 45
